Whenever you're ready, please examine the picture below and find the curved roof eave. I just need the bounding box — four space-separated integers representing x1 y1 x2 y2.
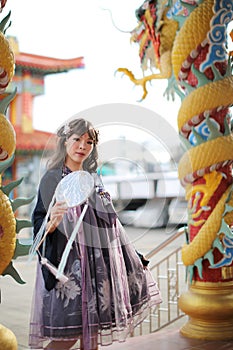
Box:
15 52 85 75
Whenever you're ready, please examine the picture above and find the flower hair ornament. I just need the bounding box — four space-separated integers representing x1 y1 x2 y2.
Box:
63 122 71 136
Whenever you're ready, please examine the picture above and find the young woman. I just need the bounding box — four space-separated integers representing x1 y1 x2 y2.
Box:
29 118 161 350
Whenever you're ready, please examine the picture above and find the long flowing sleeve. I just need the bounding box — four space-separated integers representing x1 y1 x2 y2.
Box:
32 167 66 291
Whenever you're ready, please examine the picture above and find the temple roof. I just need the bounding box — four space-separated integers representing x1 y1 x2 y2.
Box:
15 126 57 154
15 52 85 75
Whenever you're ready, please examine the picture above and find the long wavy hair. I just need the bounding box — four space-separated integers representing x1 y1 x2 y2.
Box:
47 118 99 172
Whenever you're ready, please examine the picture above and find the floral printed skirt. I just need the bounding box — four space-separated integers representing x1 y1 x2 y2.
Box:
29 220 162 350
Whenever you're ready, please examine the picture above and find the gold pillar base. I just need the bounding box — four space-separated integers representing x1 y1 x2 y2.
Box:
0 324 17 350
179 281 233 340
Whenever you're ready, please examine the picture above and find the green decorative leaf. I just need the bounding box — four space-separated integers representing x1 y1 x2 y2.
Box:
0 87 17 114
180 80 195 94
187 265 194 284
222 204 233 216
192 64 210 88
0 154 15 174
204 250 214 265
0 10 11 34
13 239 31 259
212 63 226 81
194 258 203 279
191 127 205 145
213 237 225 254
2 261 25 284
179 134 192 150
206 116 222 140
16 219 33 233
11 195 35 212
219 220 233 238
223 114 231 136
1 177 24 196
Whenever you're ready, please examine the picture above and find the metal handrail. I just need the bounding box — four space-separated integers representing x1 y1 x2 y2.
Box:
145 227 186 260
132 226 187 337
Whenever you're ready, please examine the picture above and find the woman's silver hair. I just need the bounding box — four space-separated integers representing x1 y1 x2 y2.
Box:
47 118 99 172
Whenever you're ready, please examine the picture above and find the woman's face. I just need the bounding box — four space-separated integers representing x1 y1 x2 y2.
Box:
65 132 94 171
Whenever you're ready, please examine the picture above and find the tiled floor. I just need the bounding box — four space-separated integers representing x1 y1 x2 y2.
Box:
3 237 233 350
106 328 233 350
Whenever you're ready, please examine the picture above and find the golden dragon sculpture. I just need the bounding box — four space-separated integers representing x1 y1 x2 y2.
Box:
0 10 34 284
118 0 233 282
0 5 35 348
118 0 179 101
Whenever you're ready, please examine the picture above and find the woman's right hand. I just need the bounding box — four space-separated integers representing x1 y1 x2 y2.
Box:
46 201 68 233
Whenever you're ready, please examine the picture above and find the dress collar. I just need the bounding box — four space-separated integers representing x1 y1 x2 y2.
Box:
62 164 72 178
